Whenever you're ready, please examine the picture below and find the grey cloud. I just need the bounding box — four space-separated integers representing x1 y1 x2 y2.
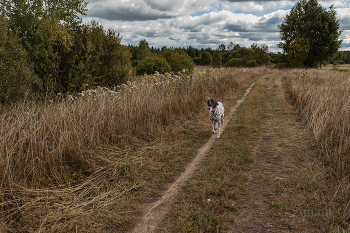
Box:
223 21 252 32
240 32 280 41
145 0 184 11
224 14 283 33
340 15 350 30
87 2 175 21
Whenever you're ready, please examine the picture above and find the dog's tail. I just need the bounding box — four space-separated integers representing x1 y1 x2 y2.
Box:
208 97 210 100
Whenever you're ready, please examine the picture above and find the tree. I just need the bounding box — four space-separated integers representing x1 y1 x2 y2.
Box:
212 51 222 68
136 39 151 61
161 49 195 73
200 52 212 66
278 0 341 68
61 21 131 91
136 56 171 75
288 37 310 67
0 15 40 102
218 44 226 52
2 0 88 93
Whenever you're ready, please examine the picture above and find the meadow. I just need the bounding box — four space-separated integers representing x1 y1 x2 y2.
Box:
1 66 350 232
0 67 268 232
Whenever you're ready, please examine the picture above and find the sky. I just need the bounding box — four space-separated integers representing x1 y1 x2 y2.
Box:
82 0 350 52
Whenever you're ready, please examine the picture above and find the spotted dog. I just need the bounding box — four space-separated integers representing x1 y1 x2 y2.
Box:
207 97 224 139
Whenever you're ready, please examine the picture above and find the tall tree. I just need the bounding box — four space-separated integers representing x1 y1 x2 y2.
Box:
2 0 88 92
212 51 222 68
0 15 39 102
136 39 151 61
278 0 341 67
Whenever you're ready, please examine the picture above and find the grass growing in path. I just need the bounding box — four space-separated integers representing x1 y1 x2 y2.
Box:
160 75 266 232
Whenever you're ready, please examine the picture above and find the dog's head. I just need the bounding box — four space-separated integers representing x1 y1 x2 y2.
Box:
207 98 218 113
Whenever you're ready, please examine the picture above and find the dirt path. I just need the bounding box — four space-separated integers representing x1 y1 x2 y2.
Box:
230 75 327 232
130 81 259 233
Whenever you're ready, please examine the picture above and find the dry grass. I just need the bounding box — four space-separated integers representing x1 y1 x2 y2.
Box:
0 67 269 232
283 69 350 177
283 69 350 230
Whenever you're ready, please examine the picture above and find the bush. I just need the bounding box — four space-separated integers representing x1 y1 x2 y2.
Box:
0 16 39 103
245 60 258 68
223 58 245 67
161 49 195 73
200 52 212 66
136 56 171 75
192 57 201 65
333 60 345 65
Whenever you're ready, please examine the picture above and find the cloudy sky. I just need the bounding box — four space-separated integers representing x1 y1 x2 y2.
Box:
82 0 350 52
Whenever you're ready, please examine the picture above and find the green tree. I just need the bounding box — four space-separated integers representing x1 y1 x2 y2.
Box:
212 51 222 68
136 39 151 61
136 56 171 75
2 0 88 93
288 37 310 67
245 60 257 68
161 49 195 73
61 21 131 91
278 0 341 67
0 15 40 102
200 52 212 66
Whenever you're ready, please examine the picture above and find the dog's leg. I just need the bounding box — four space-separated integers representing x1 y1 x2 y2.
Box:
211 119 215 133
216 121 221 139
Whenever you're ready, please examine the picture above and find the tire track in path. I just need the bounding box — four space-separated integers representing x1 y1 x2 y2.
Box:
130 80 260 233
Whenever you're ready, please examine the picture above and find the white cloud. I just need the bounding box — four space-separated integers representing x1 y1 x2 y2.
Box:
82 0 350 52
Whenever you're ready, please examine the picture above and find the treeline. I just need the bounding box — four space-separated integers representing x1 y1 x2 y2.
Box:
330 51 350 64
127 41 272 75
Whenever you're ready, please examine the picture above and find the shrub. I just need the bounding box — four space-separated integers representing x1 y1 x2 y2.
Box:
333 60 345 65
136 56 171 75
223 58 245 67
192 57 201 65
161 49 195 73
245 60 258 68
200 52 212 66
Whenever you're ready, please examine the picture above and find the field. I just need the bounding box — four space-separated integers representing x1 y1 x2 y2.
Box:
1 66 350 232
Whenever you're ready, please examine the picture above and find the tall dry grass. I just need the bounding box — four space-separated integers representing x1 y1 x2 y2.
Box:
283 69 350 178
283 69 350 231
0 67 269 232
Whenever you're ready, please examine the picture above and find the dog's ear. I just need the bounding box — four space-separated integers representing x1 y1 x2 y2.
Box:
214 100 218 107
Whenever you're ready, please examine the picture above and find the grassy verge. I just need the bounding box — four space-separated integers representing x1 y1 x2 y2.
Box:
282 69 350 231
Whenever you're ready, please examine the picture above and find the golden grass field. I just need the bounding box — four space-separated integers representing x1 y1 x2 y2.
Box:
1 66 350 232
0 67 269 232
